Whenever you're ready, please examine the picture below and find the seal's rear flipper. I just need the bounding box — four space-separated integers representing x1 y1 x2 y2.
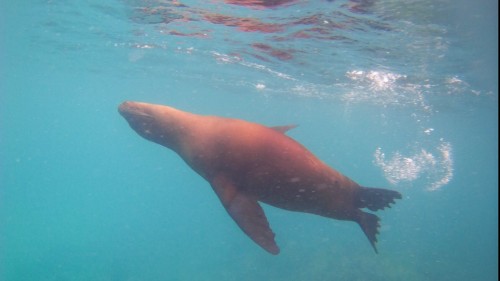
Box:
356 187 402 211
357 211 380 254
355 187 401 253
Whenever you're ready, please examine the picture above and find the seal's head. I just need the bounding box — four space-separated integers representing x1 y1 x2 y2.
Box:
119 101 157 139
118 101 186 149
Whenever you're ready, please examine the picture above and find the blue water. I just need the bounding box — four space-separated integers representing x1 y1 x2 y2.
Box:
1 0 497 280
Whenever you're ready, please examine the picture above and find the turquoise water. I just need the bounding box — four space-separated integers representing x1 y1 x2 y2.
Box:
1 0 497 280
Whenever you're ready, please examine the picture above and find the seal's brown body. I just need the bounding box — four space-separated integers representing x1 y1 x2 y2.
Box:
118 101 401 255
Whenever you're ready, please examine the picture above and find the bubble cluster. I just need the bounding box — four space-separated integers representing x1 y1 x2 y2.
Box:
374 140 453 191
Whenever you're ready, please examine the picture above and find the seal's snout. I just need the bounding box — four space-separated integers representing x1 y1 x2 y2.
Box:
118 101 154 122
118 101 134 115
119 101 148 119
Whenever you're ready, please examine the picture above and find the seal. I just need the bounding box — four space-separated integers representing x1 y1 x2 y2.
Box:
118 101 401 255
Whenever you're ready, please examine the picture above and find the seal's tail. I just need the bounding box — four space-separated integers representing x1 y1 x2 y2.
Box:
355 187 402 253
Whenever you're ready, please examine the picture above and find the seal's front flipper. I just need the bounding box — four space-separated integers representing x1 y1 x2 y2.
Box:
269 125 297 134
211 175 280 255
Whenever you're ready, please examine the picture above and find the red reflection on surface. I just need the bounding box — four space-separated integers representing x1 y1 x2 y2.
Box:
252 43 293 60
204 14 284 33
168 30 210 38
223 0 297 8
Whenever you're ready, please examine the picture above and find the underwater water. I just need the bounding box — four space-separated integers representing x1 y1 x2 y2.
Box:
1 0 497 280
